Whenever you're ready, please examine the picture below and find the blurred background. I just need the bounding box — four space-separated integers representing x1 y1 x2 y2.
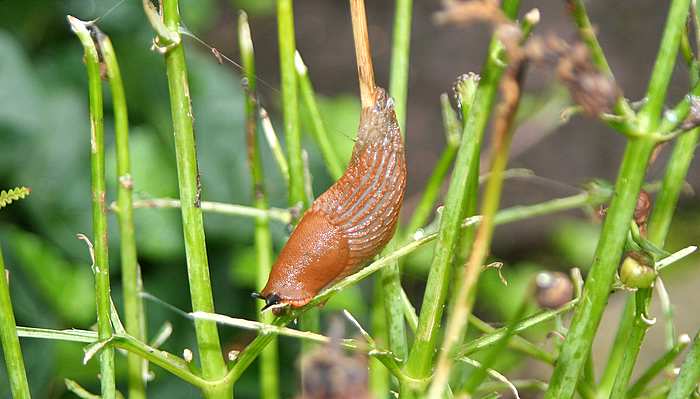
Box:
0 0 699 397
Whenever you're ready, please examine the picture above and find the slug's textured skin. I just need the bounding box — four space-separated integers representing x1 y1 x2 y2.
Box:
259 88 406 309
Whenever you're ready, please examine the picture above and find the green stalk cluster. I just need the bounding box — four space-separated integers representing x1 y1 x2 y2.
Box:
68 16 116 399
239 11 280 399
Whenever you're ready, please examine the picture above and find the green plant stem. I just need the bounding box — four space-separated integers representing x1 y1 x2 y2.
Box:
609 288 653 399
611 4 694 397
429 48 527 398
148 2 229 396
239 11 279 399
224 188 604 384
403 94 461 240
379 0 413 383
96 26 147 399
276 0 317 352
627 336 690 398
598 298 635 397
475 379 548 395
404 0 520 386
457 297 579 358
546 139 656 399
369 279 390 397
668 329 700 399
295 52 344 179
68 16 116 399
128 198 291 224
609 127 700 398
259 107 291 184
0 247 30 398
648 132 700 246
277 0 306 209
380 240 408 361
546 0 690 396
468 315 555 365
389 0 412 131
658 80 700 133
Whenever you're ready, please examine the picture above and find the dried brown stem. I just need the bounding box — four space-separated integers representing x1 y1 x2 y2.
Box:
349 0 376 108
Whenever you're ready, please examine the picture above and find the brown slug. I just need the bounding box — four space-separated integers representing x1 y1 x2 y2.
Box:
254 87 406 311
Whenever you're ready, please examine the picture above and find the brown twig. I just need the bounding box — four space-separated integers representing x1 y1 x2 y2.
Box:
349 0 376 108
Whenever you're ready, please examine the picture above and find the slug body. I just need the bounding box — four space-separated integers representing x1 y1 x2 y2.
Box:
258 88 406 310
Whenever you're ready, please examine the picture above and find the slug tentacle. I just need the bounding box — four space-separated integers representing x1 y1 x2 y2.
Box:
258 87 406 310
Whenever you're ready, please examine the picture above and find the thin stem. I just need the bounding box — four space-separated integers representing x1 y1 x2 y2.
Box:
96 26 147 399
0 247 30 398
667 329 700 399
191 312 360 350
461 297 530 396
146 1 229 396
17 326 97 343
637 0 692 132
349 0 376 107
276 0 317 352
224 183 607 385
468 315 555 365
369 279 390 397
129 198 291 224
658 81 700 133
380 240 408 362
68 16 115 399
404 0 521 385
475 379 548 395
647 130 700 246
295 51 344 179
225 187 595 384
609 1 695 394
403 93 463 240
428 45 528 398
277 0 307 208
546 1 690 396
239 11 279 399
609 289 653 399
113 334 210 389
259 107 290 185
598 298 635 397
627 335 690 398
456 297 579 358
380 0 413 384
389 0 412 131
545 139 656 399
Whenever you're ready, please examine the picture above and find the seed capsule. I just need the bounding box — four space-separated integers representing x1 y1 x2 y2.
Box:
535 271 574 309
619 252 657 289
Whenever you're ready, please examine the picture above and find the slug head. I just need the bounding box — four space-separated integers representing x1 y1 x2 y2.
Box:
251 292 283 312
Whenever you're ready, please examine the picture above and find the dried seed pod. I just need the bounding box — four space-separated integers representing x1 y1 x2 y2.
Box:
634 189 652 227
557 43 621 116
296 320 370 399
256 88 406 310
619 252 657 289
535 271 574 309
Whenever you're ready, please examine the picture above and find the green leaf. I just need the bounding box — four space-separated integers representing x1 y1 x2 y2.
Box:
3 227 94 325
106 128 183 260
